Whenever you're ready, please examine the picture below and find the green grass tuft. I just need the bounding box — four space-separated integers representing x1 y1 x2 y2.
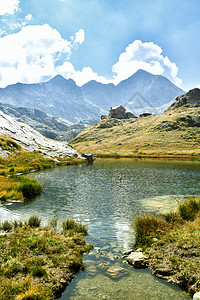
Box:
178 197 200 221
62 218 88 235
27 215 41 228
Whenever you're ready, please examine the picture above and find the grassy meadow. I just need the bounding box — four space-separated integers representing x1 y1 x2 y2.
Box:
72 107 200 158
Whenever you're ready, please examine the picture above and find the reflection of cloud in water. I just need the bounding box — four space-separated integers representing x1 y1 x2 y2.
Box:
141 195 196 213
114 219 134 251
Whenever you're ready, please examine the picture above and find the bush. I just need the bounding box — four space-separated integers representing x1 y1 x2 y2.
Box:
28 215 41 228
13 219 23 229
49 217 58 230
178 198 200 221
18 180 42 199
134 215 169 246
1 220 13 232
63 219 88 235
163 211 184 224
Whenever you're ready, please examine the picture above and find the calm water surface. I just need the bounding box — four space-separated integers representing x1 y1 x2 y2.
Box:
1 158 200 299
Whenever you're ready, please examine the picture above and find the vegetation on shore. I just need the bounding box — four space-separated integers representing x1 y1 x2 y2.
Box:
134 197 200 296
0 135 86 203
71 107 200 158
0 216 92 300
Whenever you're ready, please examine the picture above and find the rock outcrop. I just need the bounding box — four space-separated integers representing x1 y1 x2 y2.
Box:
168 88 200 110
0 111 82 159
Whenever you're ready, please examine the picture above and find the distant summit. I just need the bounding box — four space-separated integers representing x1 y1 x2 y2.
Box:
168 88 200 110
0 70 184 123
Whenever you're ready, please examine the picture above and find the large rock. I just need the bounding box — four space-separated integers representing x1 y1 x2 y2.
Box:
168 88 200 110
193 292 200 299
126 251 147 269
0 111 82 159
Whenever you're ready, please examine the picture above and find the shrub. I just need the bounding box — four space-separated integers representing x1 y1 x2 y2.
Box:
163 211 184 224
13 219 23 229
134 214 169 246
178 198 200 221
28 215 41 228
62 219 88 235
49 217 58 230
1 220 13 232
18 181 42 199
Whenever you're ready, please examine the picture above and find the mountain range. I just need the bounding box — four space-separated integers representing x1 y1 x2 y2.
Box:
0 70 184 124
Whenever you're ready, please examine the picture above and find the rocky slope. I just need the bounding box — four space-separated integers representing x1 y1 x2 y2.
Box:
0 70 184 124
71 88 200 157
168 88 200 110
0 102 98 141
0 110 82 159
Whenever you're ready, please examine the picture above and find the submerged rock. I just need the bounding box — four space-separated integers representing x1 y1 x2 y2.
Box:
107 264 128 279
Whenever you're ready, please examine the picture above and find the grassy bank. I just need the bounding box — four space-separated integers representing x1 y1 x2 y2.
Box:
0 216 92 300
72 107 200 158
134 198 200 296
0 135 86 203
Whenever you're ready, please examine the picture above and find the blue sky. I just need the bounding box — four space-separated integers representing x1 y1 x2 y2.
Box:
0 0 199 90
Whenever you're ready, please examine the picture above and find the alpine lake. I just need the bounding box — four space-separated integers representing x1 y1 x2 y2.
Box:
1 158 200 300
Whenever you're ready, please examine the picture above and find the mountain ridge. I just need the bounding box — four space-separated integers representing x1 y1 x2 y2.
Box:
0 70 185 123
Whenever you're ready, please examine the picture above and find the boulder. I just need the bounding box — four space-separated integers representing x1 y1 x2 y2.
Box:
193 292 200 299
126 251 147 269
81 153 94 162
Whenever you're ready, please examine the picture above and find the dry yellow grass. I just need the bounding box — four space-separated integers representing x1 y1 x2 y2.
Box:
72 107 200 158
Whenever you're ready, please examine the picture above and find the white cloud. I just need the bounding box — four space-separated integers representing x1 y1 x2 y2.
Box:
0 27 182 89
56 63 109 86
0 0 19 15
112 40 182 86
73 29 85 45
0 24 75 87
25 14 32 21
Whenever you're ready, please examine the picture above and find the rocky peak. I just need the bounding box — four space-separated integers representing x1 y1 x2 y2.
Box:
168 88 200 110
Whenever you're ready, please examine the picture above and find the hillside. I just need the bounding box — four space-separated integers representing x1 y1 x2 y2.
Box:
71 89 200 157
0 70 184 124
0 110 81 159
0 102 98 141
